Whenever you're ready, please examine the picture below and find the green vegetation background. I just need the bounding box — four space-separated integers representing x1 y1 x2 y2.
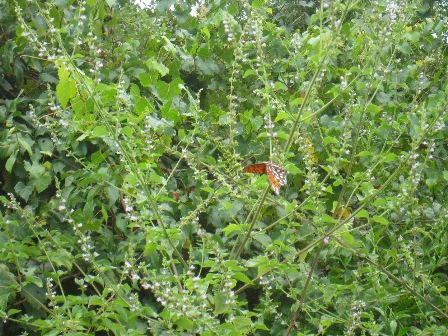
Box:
1 0 447 335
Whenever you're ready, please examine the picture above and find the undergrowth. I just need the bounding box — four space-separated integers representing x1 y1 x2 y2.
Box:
0 0 447 335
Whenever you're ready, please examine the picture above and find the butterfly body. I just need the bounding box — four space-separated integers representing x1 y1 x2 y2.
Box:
243 161 287 195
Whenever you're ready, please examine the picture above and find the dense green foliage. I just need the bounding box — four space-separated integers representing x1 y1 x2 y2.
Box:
1 0 447 335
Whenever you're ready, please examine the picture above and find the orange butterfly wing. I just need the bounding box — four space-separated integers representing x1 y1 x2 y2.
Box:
244 162 287 194
243 163 267 175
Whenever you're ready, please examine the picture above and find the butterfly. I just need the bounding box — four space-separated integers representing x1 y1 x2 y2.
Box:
243 161 287 195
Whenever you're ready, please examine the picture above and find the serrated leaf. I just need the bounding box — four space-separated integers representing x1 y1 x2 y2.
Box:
356 151 372 157
18 136 33 155
33 174 52 193
92 125 108 137
25 161 45 178
138 72 153 87
372 215 389 225
366 103 382 114
124 173 138 185
380 153 397 162
174 316 193 331
0 287 15 311
355 209 369 218
322 213 336 223
323 136 338 145
155 78 182 100
5 151 17 172
274 81 287 91
232 272 252 284
56 66 77 108
214 292 228 314
253 233 272 247
243 69 255 78
274 111 290 122
223 224 242 236
15 182 33 201
146 59 169 76
121 126 133 137
443 170 448 182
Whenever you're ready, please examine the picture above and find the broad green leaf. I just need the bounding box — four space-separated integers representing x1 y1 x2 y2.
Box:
15 182 32 201
355 209 369 218
274 111 290 122
146 59 169 76
274 81 287 91
155 78 183 100
380 153 397 162
148 171 163 183
372 215 389 225
5 151 17 172
138 72 153 87
92 125 108 137
243 69 255 78
196 57 219 75
356 151 372 157
323 136 338 145
174 316 193 331
443 170 448 182
366 103 382 115
0 287 15 311
214 292 228 315
33 174 52 193
25 161 45 178
56 66 77 108
223 224 242 236
232 272 252 284
121 126 133 137
253 233 272 247
322 213 336 223
124 173 138 185
18 135 33 155
252 0 264 9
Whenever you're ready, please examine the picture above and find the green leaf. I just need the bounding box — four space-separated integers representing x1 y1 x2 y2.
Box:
443 170 448 182
155 78 183 100
366 103 382 115
380 153 397 162
25 161 45 178
174 316 193 331
161 102 180 123
148 171 164 183
214 292 228 314
355 209 369 218
5 151 17 172
138 72 153 87
92 125 108 137
253 233 272 247
0 287 16 311
15 182 33 201
252 0 264 9
33 174 52 193
356 151 372 157
196 57 219 75
243 69 255 78
372 215 389 225
274 81 287 91
56 66 77 108
121 126 133 137
18 135 33 155
232 272 253 284
323 136 339 145
274 111 290 122
322 213 336 223
146 59 169 76
223 224 242 236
